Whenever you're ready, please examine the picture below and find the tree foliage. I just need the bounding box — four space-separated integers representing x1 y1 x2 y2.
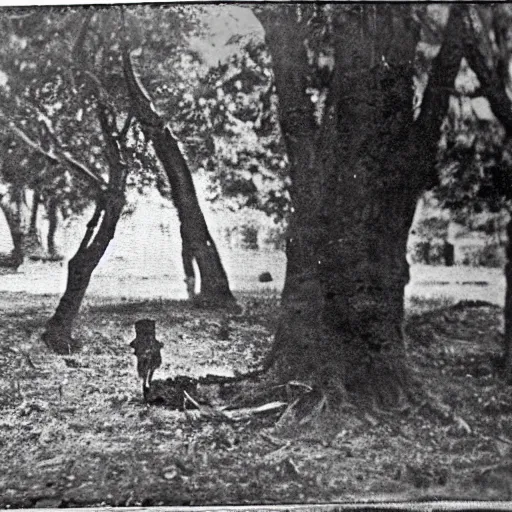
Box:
180 40 290 221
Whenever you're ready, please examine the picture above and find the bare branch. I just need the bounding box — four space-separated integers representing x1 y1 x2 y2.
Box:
0 112 108 191
4 120 59 165
121 46 161 127
60 150 107 190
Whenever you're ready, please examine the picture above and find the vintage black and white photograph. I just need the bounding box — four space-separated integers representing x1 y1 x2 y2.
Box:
1 1 512 509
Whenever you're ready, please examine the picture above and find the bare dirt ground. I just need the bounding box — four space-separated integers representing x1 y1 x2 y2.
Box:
0 261 511 507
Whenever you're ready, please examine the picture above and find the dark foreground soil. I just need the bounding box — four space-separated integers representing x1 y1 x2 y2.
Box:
1 291 512 508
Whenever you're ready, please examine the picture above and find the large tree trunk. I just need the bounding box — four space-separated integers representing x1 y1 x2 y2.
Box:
42 198 124 353
121 47 236 307
256 5 464 406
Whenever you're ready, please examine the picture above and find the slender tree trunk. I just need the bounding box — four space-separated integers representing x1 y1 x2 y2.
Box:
0 184 30 268
42 198 124 353
29 191 39 235
0 210 24 269
256 5 464 406
121 46 236 307
42 101 128 354
25 190 45 259
46 196 59 258
151 127 235 305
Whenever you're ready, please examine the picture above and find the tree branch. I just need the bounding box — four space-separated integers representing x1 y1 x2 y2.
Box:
3 119 58 165
119 111 133 141
60 150 108 190
405 4 466 193
415 5 466 132
82 70 120 135
121 27 162 129
463 6 512 137
0 113 108 191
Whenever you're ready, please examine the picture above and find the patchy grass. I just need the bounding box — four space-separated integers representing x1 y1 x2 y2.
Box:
1 290 512 507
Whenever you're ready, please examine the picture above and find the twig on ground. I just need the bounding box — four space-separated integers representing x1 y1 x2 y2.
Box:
263 440 292 461
260 431 286 447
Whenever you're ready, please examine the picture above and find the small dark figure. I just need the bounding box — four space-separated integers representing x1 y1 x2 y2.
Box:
258 271 273 283
218 317 231 340
443 240 454 267
130 319 163 398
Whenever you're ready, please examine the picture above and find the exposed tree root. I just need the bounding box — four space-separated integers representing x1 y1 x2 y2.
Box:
138 327 472 441
142 349 419 431
41 329 82 355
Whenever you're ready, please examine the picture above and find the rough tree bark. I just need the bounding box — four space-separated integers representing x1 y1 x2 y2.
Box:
255 5 465 407
121 41 236 308
463 5 512 383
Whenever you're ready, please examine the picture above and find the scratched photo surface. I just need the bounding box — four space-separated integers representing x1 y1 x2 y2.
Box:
1 2 512 509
